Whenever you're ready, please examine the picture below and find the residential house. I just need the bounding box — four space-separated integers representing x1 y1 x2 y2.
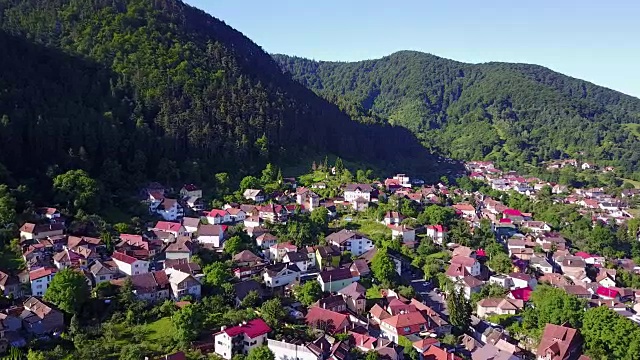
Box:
226 208 246 223
214 318 271 360
112 251 149 276
338 282 366 314
233 250 262 267
452 246 477 259
267 339 323 360
166 268 201 300
129 271 171 301
315 245 342 270
343 184 373 204
19 223 64 241
153 198 184 221
507 273 537 290
263 263 300 288
453 203 477 219
20 297 64 335
530 256 554 274
596 287 620 301
389 224 416 245
269 242 298 262
312 295 347 313
450 256 481 277
89 260 117 285
380 310 429 344
256 233 278 249
243 189 265 203
206 209 231 225
305 307 350 334
296 188 320 211
536 324 582 360
165 238 194 261
560 285 592 299
521 221 552 233
233 280 264 307
257 204 286 223
426 225 447 245
422 344 463 360
197 224 225 248
36 207 61 220
317 268 355 292
283 251 313 272
489 275 513 289
182 217 201 235
326 229 373 256
476 298 524 318
458 276 485 299
383 211 405 225
349 259 370 278
152 221 185 237
29 267 56 297
244 216 261 229
179 184 202 199
0 271 21 298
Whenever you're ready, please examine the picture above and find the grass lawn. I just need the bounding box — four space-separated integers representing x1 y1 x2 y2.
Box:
339 214 391 240
142 316 174 342
619 177 640 189
624 123 640 139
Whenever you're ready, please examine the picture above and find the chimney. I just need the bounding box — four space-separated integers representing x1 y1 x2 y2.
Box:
242 321 247 325
221 326 226 331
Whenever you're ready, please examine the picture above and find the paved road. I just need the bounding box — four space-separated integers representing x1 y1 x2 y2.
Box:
409 277 449 317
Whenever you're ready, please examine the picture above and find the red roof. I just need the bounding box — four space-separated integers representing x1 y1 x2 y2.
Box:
427 225 446 232
120 234 144 244
423 345 463 360
29 267 56 281
223 318 271 339
503 208 523 217
154 221 182 232
206 209 228 218
499 218 512 224
574 251 593 260
476 249 486 257
112 251 140 265
596 286 620 299
306 307 350 334
510 287 532 301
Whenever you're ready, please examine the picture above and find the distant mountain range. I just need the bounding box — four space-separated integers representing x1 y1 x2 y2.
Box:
273 52 640 175
0 0 454 189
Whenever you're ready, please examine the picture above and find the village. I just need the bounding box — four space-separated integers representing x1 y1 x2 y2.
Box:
2 159 640 360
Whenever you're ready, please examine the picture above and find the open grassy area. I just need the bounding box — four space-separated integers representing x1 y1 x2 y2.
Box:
338 214 391 241
620 177 640 189
142 316 174 342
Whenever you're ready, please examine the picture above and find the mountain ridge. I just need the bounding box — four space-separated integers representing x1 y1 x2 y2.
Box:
273 51 640 175
0 0 457 188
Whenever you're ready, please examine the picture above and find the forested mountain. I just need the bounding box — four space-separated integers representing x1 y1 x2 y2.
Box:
274 51 640 176
0 0 452 190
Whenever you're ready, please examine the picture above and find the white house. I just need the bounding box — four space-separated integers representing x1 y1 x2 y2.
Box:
267 339 321 360
296 188 320 211
112 251 149 276
180 184 202 199
389 224 416 244
29 268 56 297
325 229 373 256
197 224 225 248
507 273 537 290
530 256 553 274
344 184 373 203
256 233 278 249
166 268 202 300
206 209 231 225
243 189 265 203
450 256 481 277
153 198 184 221
269 242 298 262
226 208 246 222
283 252 313 272
263 263 300 288
181 217 201 235
214 318 271 360
392 174 411 188
426 225 447 245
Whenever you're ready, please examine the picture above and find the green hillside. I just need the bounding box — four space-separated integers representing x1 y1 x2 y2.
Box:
0 0 455 190
274 51 640 175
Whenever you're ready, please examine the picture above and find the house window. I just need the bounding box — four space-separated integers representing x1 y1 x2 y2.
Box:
403 327 410 333
99 276 106 280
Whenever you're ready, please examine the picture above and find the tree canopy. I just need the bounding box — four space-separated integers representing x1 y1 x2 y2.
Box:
43 268 90 314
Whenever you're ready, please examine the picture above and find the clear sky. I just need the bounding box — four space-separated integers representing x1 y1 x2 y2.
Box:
186 0 640 98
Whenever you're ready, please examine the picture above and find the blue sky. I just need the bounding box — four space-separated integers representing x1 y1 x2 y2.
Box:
186 0 640 98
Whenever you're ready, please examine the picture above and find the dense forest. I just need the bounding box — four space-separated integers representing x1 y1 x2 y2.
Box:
274 51 640 176
0 0 455 194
